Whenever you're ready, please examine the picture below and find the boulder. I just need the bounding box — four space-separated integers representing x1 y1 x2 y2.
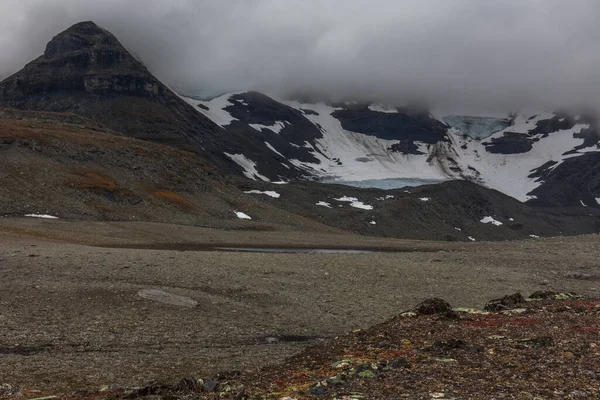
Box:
414 298 453 315
484 293 525 312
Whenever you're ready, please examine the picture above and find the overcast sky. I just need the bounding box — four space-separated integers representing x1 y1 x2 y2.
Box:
1 0 599 114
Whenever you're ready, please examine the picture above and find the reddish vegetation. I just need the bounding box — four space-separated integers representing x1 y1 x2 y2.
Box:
146 189 199 211
72 171 118 192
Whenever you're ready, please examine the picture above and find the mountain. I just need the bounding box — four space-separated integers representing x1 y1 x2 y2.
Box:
0 21 227 163
1 21 599 242
2 21 598 209
182 92 600 207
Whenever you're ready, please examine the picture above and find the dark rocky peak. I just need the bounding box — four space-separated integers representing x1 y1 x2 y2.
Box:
43 21 123 58
38 21 148 79
0 21 162 105
0 21 224 159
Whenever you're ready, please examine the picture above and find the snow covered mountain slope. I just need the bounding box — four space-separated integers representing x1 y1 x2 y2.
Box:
180 91 600 207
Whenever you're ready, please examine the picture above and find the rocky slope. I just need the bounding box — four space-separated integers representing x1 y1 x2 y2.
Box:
0 107 339 233
237 179 600 241
2 105 598 241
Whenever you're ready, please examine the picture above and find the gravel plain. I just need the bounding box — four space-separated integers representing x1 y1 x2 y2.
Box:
1 218 599 393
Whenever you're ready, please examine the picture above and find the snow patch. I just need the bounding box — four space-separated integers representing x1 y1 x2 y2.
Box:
271 181 289 185
224 153 270 181
419 197 431 202
454 227 462 231
453 114 596 201
596 198 600 205
234 211 252 220
580 200 588 207
370 221 377 225
179 93 240 127
265 142 285 158
468 236 476 242
25 214 58 219
334 196 374 210
316 201 332 208
529 234 540 239
279 99 452 182
244 190 280 198
480 216 503 226
377 195 395 201
250 121 287 134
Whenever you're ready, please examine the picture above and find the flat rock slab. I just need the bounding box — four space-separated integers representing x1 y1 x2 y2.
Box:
137 289 198 308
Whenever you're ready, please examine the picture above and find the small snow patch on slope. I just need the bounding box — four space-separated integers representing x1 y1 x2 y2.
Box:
234 211 252 220
596 198 600 205
580 200 588 207
370 220 377 225
480 216 503 226
25 214 58 219
250 121 287 134
316 201 332 208
368 104 398 113
180 93 240 127
334 196 374 210
265 142 285 158
244 190 280 198
419 197 431 202
224 153 270 182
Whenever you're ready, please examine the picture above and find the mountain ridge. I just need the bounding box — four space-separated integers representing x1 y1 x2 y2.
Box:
182 91 600 207
1 20 599 222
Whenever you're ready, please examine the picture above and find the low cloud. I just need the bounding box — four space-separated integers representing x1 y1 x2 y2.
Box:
1 0 600 114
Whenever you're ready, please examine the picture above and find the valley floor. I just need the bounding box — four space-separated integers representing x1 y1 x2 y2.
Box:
0 218 599 395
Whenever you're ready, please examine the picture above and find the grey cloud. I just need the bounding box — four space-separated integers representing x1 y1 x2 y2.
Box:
1 0 600 114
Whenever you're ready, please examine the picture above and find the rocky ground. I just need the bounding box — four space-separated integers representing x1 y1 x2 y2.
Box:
0 220 599 398
43 293 597 400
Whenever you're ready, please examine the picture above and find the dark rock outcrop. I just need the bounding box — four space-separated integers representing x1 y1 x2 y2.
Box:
483 132 535 154
332 105 449 151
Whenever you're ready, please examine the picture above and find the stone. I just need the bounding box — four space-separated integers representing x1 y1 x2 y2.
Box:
389 357 411 369
484 293 525 312
414 298 453 315
176 377 200 392
203 380 219 393
0 384 21 398
528 291 558 300
520 336 553 348
357 370 376 379
308 384 328 396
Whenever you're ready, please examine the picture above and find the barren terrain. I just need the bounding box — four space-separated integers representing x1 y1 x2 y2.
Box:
1 218 599 396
